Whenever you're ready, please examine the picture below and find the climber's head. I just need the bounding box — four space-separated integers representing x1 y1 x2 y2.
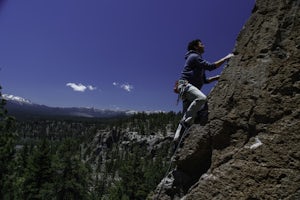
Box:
187 39 205 54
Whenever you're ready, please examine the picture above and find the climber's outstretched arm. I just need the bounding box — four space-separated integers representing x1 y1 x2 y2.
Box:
214 53 234 68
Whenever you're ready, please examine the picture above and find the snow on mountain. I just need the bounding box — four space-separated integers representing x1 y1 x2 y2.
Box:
2 94 165 119
2 94 135 119
3 94 32 105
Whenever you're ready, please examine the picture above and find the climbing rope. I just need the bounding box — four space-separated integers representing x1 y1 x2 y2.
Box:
155 124 191 200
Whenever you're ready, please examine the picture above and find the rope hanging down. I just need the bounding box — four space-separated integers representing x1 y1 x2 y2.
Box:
155 125 191 200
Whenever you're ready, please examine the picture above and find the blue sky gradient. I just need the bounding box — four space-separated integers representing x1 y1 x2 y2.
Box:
0 0 255 112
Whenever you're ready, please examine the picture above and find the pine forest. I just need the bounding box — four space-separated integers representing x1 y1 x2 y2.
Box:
0 85 181 200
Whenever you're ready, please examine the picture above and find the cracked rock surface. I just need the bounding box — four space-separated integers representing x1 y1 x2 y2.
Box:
151 0 300 199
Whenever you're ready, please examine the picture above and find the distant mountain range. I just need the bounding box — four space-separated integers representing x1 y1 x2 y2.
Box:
3 94 135 119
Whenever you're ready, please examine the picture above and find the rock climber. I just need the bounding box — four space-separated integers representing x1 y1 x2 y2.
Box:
173 39 233 143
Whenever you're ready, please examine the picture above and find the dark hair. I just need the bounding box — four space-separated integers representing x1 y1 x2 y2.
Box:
187 39 202 51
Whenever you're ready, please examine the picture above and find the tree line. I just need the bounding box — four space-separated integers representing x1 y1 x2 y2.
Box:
0 85 180 199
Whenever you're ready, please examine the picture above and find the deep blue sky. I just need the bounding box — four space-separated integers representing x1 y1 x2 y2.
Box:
0 0 255 112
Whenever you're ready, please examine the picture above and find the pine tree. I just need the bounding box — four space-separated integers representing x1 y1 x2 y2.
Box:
109 145 148 200
23 139 56 200
11 143 30 199
55 139 92 200
0 85 17 199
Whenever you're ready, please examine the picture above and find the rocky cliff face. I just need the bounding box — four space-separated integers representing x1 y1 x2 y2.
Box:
152 0 300 199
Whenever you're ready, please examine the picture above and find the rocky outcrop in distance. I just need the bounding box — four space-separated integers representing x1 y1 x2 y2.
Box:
151 0 300 199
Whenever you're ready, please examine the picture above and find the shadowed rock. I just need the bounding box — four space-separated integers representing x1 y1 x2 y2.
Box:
151 0 300 199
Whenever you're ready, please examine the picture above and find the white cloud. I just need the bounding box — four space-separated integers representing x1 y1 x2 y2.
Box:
66 83 97 92
87 85 97 91
113 82 134 92
121 83 133 92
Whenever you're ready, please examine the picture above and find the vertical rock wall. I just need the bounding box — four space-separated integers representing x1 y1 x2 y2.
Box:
152 0 300 199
